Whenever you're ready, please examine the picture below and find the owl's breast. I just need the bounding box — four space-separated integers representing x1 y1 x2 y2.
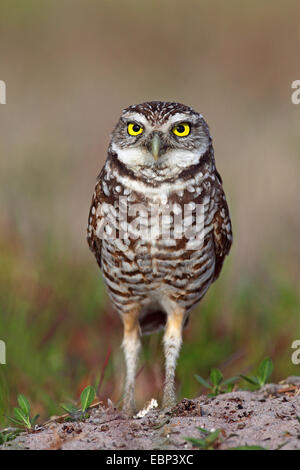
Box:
99 183 216 312
92 158 221 314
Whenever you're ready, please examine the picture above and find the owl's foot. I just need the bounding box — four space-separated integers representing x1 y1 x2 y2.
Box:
122 393 137 417
159 397 176 420
162 389 176 411
122 401 137 417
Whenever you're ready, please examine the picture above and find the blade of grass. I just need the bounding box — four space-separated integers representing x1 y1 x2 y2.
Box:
194 375 212 389
80 385 96 413
17 395 30 416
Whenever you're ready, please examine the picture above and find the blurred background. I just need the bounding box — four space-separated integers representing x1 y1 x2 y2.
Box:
0 0 300 423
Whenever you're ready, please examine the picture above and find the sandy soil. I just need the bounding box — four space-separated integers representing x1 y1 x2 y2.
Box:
2 378 300 450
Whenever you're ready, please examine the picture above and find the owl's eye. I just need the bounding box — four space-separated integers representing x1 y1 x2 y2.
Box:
172 123 191 137
127 122 143 136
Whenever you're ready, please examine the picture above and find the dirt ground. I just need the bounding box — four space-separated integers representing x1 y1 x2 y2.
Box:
2 378 300 450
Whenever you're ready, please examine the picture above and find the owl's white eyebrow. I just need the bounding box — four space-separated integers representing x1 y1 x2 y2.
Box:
167 113 195 125
123 113 148 126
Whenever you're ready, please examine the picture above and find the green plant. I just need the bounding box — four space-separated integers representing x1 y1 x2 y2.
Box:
184 427 222 450
195 368 239 396
80 385 96 412
7 394 39 430
61 385 96 421
185 429 270 451
0 428 19 445
240 357 273 389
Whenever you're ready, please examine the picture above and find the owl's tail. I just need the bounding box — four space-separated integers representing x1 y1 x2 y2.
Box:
139 304 166 335
139 303 189 335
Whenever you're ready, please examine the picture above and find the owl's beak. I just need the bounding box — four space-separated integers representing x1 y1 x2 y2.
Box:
151 134 161 161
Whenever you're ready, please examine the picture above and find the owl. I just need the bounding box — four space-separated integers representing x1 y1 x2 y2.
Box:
87 101 232 415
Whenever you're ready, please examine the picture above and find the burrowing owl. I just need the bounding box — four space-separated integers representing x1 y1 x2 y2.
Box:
87 101 232 415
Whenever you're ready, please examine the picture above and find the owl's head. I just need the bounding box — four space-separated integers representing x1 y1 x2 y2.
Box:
110 101 212 176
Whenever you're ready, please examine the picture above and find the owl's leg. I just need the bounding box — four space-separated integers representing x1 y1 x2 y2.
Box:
121 308 141 416
162 308 185 409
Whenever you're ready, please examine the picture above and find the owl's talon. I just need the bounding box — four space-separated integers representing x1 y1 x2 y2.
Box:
162 398 176 411
122 406 137 417
122 397 137 416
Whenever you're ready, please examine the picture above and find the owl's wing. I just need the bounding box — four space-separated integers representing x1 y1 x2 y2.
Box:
87 170 106 269
212 171 233 280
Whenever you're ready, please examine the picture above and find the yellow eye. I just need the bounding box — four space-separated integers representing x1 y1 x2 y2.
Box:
127 122 143 136
172 122 191 137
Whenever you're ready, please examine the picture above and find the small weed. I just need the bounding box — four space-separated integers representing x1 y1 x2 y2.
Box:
61 385 96 421
0 428 20 445
7 394 39 430
195 368 239 396
240 357 273 389
185 429 269 450
184 427 222 450
80 385 96 412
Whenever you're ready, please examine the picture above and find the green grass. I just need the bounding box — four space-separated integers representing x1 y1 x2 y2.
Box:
195 367 239 396
61 384 96 420
7 393 39 430
184 427 223 450
0 236 300 426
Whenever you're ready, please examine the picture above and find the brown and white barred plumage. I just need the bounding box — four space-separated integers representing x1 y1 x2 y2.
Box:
87 101 232 414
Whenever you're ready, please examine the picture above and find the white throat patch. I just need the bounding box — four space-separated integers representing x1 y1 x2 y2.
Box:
111 142 154 166
111 142 207 170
